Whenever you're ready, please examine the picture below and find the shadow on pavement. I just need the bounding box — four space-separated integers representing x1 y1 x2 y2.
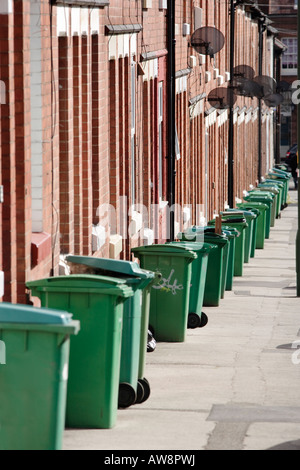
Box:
267 439 300 450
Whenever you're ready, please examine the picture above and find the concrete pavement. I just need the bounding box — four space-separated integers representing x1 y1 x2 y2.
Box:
63 186 300 451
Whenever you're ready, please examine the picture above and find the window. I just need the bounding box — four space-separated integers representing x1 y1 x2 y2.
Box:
281 38 298 75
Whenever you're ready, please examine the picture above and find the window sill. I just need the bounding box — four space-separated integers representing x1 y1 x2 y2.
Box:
31 232 51 268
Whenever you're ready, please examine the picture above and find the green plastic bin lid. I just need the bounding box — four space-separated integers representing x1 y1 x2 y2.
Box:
240 201 268 208
27 275 134 298
132 244 197 260
237 204 261 215
247 192 274 199
265 179 284 185
268 173 288 180
66 255 155 280
167 241 213 254
222 209 256 219
220 226 240 236
0 302 73 325
180 228 229 246
213 216 248 226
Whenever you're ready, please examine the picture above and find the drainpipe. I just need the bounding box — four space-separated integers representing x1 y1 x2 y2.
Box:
167 0 176 241
228 0 236 208
296 2 300 296
275 52 281 165
258 18 264 182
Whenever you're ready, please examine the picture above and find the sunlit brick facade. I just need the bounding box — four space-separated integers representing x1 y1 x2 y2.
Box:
0 0 278 303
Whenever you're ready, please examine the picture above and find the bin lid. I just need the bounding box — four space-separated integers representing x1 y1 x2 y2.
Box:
27 275 134 298
0 302 72 325
167 241 213 254
66 255 155 281
256 186 279 194
222 225 241 238
244 195 272 203
218 216 248 224
239 210 256 219
180 228 229 246
237 204 261 215
131 244 197 260
268 173 288 180
238 202 268 211
265 179 284 185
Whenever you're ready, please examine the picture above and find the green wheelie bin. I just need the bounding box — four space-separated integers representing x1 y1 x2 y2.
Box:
65 255 156 409
203 223 238 291
0 303 80 450
220 227 239 290
258 184 281 219
237 202 267 250
237 204 261 256
167 241 213 329
132 244 197 342
27 275 134 429
244 192 274 239
215 213 248 277
248 190 276 229
220 209 256 264
268 172 290 207
264 179 286 210
178 228 229 307
253 187 278 226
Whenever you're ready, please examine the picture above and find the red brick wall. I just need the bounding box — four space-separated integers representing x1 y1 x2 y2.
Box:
0 0 276 303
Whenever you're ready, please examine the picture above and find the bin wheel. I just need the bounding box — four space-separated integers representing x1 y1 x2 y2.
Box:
135 378 151 404
118 383 137 409
200 312 208 328
135 380 145 404
188 313 201 329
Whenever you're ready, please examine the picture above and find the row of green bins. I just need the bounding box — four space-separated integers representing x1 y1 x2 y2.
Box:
27 275 134 429
0 303 80 450
244 191 274 239
178 228 229 307
65 255 157 409
237 203 266 252
132 244 197 343
167 241 213 329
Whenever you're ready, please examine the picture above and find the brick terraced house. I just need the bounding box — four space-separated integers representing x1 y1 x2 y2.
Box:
0 0 282 303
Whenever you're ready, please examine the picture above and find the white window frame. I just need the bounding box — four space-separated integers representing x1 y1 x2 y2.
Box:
281 38 298 76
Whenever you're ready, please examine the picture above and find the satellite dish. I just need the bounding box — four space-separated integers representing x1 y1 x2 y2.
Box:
208 87 237 110
263 93 284 107
232 76 262 99
253 75 277 99
276 80 291 93
191 27 225 58
233 65 255 80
